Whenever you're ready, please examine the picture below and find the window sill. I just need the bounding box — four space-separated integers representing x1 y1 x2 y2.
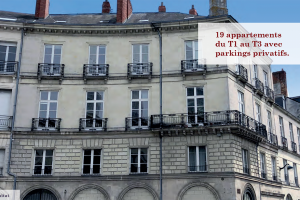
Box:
81 174 102 177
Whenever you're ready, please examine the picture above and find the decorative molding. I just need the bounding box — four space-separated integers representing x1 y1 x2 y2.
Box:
117 182 159 200
68 184 110 200
21 185 62 200
261 191 285 198
241 183 257 200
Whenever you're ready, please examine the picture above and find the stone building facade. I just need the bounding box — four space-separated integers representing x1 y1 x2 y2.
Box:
0 0 299 200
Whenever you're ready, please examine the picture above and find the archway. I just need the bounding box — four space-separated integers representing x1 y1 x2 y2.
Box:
242 183 256 200
178 182 220 200
23 189 57 200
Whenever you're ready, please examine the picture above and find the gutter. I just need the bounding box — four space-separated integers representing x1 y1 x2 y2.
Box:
7 27 24 190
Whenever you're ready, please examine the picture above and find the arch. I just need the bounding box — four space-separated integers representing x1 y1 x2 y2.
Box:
117 182 159 200
68 184 110 200
241 183 257 200
21 185 61 200
286 194 293 200
177 182 221 200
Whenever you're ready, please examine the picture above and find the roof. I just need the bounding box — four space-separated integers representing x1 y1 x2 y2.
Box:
0 11 207 25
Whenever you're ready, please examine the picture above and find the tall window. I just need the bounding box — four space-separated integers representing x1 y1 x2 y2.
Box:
38 91 58 128
242 149 249 174
131 90 148 128
279 116 285 137
85 92 104 129
82 149 101 175
271 156 277 181
43 45 62 75
186 87 204 124
263 71 269 87
132 44 149 63
238 91 245 113
289 123 294 142
253 64 258 79
294 163 298 187
130 148 148 174
33 150 53 175
267 110 272 133
0 90 12 117
0 43 16 72
283 159 289 185
0 149 4 176
188 146 207 172
185 40 199 60
260 153 266 179
89 45 106 64
255 103 261 123
298 128 300 151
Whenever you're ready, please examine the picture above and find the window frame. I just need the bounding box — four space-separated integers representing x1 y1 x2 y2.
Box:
294 163 298 187
255 103 261 123
43 44 62 64
38 91 59 129
0 42 17 72
253 64 258 79
271 156 277 181
33 149 54 175
129 147 148 174
82 149 102 175
242 148 250 174
263 71 269 87
238 91 245 113
84 91 104 129
88 45 106 65
185 40 200 60
186 87 205 124
260 152 266 179
267 110 272 133
130 90 149 128
187 146 207 172
289 122 294 142
132 44 149 64
279 116 285 137
283 159 289 185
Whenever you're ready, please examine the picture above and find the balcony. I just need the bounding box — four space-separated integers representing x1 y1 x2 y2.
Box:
265 86 275 103
235 64 248 83
281 137 288 149
83 64 109 83
79 118 108 131
254 78 264 96
268 132 278 146
37 63 64 84
127 63 152 80
181 59 206 77
31 118 61 131
291 141 297 153
0 115 12 130
150 110 267 139
125 117 149 131
0 61 18 75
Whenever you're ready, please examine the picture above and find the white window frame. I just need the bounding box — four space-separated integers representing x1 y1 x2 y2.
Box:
263 71 269 87
253 64 258 79
255 103 261 123
130 148 148 174
84 91 104 130
185 40 199 60
33 149 53 175
260 153 266 178
271 156 276 180
0 149 4 175
238 91 245 113
89 45 106 64
242 149 249 174
297 128 300 150
0 42 17 73
294 163 298 185
188 146 207 172
186 87 205 124
87 45 106 75
131 90 149 128
43 44 62 64
283 159 289 183
267 110 272 133
43 44 62 76
279 116 285 137
82 149 102 175
289 123 294 142
132 44 149 63
38 91 58 129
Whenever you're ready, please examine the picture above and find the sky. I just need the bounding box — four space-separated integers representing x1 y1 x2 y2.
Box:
1 0 299 97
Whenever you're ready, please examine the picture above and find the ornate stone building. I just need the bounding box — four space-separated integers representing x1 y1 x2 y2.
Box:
0 0 299 200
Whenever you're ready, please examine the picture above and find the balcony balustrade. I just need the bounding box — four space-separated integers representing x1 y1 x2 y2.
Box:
268 132 278 146
235 64 248 83
265 86 275 103
83 64 109 82
127 63 152 80
79 118 107 131
125 117 149 131
181 59 206 76
37 63 64 83
31 118 61 131
292 141 297 153
0 61 17 74
281 137 288 149
0 115 12 130
254 78 264 95
150 110 267 139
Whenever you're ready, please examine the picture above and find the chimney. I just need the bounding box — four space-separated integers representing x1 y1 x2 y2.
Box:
209 0 228 16
272 69 288 96
35 0 50 19
159 2 166 12
189 5 197 15
102 0 111 13
117 0 133 23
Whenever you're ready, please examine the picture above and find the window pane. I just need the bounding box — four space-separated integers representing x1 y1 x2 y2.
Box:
93 166 100 174
140 164 147 172
99 46 106 54
133 53 140 63
44 54 52 63
141 90 148 99
54 45 62 54
140 148 147 154
142 45 148 53
142 54 148 63
96 92 103 100
197 98 204 106
87 92 94 100
50 92 58 100
96 103 103 110
90 46 97 55
131 148 138 154
132 91 139 99
40 103 47 111
199 146 206 167
131 164 138 172
133 45 139 54
53 55 61 64
48 111 56 118
132 102 139 109
0 45 6 53
98 55 105 64
95 111 103 118
189 147 196 169
83 165 90 174
35 157 43 165
7 53 16 62
93 156 100 165
41 91 48 100
45 157 52 165
45 46 52 54
87 103 94 111
46 150 53 156
187 88 194 96
140 155 147 163
131 155 138 163
89 55 97 64
34 166 42 174
86 111 93 119
141 101 148 109
49 102 57 110
132 110 139 118
94 149 101 156
84 150 91 156
196 88 203 95
141 110 148 118
39 111 47 118
83 155 91 164
44 166 52 174
0 52 6 61
187 99 194 106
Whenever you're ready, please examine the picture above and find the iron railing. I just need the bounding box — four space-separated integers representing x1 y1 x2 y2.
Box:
150 110 267 139
79 118 107 131
0 61 18 74
188 165 207 172
181 59 206 72
127 63 152 76
269 132 278 146
0 115 12 130
125 117 149 131
130 167 148 174
243 167 250 174
282 137 288 149
37 63 64 77
83 64 109 78
31 118 61 131
292 141 297 153
236 64 248 81
33 168 52 175
265 86 274 101
261 172 266 179
254 78 264 94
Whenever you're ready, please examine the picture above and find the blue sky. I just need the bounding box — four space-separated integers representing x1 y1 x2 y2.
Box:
1 0 299 96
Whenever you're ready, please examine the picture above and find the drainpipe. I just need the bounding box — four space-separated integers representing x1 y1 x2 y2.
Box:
7 27 24 190
151 23 163 200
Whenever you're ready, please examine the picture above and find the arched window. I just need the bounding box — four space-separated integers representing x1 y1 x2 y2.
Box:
242 184 256 200
286 194 293 200
24 189 57 200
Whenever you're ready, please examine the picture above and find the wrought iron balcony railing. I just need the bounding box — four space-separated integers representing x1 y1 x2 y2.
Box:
150 110 267 139
292 141 297 153
0 61 18 74
83 64 109 78
0 115 12 130
37 63 64 78
125 117 149 131
268 132 278 146
127 63 152 79
265 86 274 102
188 165 207 172
235 64 248 82
79 118 107 131
31 118 61 131
261 172 266 179
282 137 288 149
243 167 250 174
254 78 264 95
181 59 206 73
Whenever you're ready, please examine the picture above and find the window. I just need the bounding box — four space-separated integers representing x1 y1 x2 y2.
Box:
185 40 199 60
44 45 62 64
131 90 148 128
238 91 245 113
33 150 53 175
188 146 207 172
263 71 269 87
260 153 266 178
0 42 16 73
279 116 285 137
283 159 289 185
186 87 204 124
85 92 104 129
130 148 148 174
89 45 106 64
0 90 12 117
298 128 300 151
253 64 258 79
271 156 277 181
289 123 294 142
242 149 249 174
294 163 298 187
38 91 58 129
82 149 101 175
132 44 149 63
255 103 261 123
267 110 272 133
0 149 4 176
